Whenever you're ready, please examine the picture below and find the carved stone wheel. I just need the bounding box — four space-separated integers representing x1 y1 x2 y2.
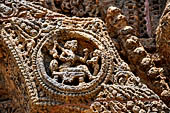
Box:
32 28 113 102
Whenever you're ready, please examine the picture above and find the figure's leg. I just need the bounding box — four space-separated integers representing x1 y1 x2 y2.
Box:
77 65 95 80
93 64 99 76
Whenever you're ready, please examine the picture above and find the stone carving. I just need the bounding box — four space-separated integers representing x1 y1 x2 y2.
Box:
49 39 101 84
41 0 167 38
0 0 170 112
35 29 112 97
105 5 170 107
156 1 170 66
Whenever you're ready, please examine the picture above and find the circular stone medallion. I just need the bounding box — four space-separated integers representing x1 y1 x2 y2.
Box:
33 28 113 98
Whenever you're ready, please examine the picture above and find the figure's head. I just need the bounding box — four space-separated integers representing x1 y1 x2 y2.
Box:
93 49 101 56
50 59 59 72
64 40 78 51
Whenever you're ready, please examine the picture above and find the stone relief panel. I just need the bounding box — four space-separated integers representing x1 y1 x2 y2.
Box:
33 27 114 103
0 0 169 112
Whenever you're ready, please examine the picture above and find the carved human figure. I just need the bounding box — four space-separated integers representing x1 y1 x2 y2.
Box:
49 40 96 85
87 49 101 76
51 40 88 67
49 59 59 73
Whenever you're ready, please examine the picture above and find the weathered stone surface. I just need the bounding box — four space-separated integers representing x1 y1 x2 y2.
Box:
41 0 167 38
156 1 170 67
0 0 170 112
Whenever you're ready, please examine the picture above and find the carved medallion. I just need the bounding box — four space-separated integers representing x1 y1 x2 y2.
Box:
32 27 114 102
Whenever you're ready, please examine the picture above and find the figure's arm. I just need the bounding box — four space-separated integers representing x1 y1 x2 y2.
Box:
83 48 89 61
78 48 89 63
59 52 68 61
53 41 69 59
50 41 60 58
60 50 74 62
54 42 65 51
